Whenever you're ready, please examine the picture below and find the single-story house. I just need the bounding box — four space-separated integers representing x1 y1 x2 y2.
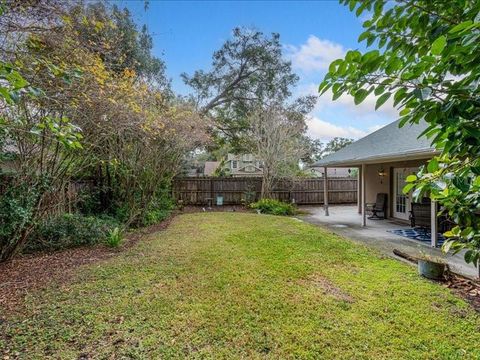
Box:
313 119 442 246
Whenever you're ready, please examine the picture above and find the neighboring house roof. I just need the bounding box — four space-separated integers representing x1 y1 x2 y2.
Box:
204 161 220 176
313 119 439 167
236 165 262 173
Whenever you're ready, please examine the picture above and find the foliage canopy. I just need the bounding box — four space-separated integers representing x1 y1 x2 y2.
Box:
320 0 480 268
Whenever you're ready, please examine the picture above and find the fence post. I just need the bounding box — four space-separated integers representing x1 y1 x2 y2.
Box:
210 177 214 206
323 167 329 216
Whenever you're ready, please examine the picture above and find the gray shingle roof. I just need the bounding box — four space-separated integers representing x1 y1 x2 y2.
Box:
313 120 438 167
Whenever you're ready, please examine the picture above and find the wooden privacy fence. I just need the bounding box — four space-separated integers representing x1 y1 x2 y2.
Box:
172 177 357 205
0 177 90 217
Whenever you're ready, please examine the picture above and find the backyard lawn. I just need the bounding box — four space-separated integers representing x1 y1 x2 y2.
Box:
1 212 479 359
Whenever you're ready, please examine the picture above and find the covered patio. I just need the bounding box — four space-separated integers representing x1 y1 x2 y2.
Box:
302 205 478 278
315 120 443 247
310 120 479 278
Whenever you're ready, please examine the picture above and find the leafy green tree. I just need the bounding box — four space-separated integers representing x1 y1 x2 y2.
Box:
323 137 354 155
0 58 83 261
302 137 354 164
301 137 324 165
69 2 169 89
319 0 480 272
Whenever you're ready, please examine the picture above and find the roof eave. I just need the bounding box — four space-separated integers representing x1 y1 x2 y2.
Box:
312 149 440 168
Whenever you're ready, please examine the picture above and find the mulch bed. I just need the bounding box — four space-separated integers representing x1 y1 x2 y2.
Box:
0 215 175 313
445 274 480 312
181 205 250 213
394 248 480 312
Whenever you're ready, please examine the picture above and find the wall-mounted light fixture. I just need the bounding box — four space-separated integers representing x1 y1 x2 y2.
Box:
378 167 387 183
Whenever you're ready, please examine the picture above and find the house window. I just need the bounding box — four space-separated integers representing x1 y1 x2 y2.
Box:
243 154 253 162
231 160 238 169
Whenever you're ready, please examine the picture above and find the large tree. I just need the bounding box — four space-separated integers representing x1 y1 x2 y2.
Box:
182 27 313 149
248 105 308 198
319 0 480 272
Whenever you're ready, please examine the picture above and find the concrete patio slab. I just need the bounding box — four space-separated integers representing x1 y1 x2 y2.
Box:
299 205 478 279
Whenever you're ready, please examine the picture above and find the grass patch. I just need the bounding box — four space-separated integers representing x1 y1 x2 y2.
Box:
1 212 479 359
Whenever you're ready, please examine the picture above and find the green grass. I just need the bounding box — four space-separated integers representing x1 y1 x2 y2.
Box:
1 213 479 359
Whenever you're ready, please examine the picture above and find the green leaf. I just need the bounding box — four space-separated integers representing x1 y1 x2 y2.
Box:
453 177 469 192
427 158 439 173
374 86 385 96
0 87 13 104
375 92 391 110
405 174 417 183
354 89 369 105
332 90 343 101
393 88 407 106
402 183 415 194
449 21 473 34
362 50 380 63
358 31 370 42
399 108 411 116
385 57 402 75
318 80 329 94
431 35 446 55
464 250 476 264
441 239 463 255
328 59 343 74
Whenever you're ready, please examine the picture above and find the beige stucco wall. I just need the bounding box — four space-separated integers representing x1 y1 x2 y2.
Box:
363 158 430 218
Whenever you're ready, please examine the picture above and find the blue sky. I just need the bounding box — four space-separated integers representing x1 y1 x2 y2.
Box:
120 0 398 141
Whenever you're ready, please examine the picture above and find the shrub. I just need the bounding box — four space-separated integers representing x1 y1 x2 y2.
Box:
138 190 175 227
143 208 171 226
106 227 123 248
25 214 119 252
249 199 296 216
0 181 41 260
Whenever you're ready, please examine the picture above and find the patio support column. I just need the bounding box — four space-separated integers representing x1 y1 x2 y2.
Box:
361 164 366 227
357 166 362 214
431 199 438 247
323 167 329 216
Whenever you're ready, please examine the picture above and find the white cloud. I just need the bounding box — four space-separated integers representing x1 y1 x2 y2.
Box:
296 82 399 120
286 36 396 142
306 116 386 141
316 88 399 118
286 35 346 73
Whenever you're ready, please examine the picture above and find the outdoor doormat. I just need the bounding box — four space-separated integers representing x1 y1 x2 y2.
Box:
387 228 445 246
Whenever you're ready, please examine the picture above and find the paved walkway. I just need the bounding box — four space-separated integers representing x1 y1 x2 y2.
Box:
299 205 478 279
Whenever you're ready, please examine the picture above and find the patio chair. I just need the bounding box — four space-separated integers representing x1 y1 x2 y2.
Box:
366 193 388 220
409 198 430 229
410 198 454 233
